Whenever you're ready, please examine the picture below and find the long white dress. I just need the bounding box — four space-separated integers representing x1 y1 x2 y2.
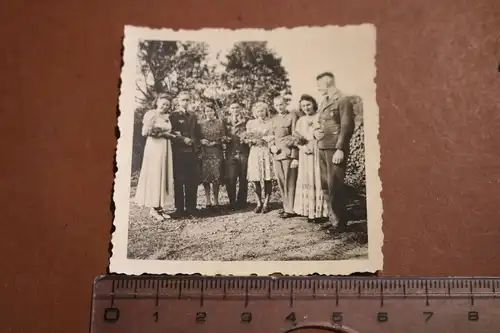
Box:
293 113 329 219
133 110 175 208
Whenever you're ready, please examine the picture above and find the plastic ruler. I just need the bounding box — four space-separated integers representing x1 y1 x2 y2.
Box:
90 275 500 332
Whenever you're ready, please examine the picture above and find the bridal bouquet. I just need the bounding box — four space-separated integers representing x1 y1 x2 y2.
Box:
239 130 267 146
292 131 309 146
281 134 301 148
221 136 232 144
150 116 174 138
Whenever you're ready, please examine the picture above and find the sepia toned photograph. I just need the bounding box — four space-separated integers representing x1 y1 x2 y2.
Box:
110 25 382 275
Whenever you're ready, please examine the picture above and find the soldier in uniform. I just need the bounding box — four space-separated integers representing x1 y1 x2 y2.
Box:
223 101 250 210
270 96 299 219
313 72 355 231
169 91 201 217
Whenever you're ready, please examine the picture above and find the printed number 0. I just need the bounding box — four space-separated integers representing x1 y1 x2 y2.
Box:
104 308 120 323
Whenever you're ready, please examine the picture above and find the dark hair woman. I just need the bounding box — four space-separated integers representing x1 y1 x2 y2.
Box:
199 102 227 209
292 94 329 222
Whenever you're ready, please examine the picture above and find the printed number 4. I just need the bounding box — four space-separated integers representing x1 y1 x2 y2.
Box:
285 312 297 323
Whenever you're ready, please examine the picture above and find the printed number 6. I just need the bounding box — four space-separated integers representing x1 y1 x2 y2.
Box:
377 312 388 322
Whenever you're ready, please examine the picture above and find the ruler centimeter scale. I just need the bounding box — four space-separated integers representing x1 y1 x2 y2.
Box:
91 276 500 333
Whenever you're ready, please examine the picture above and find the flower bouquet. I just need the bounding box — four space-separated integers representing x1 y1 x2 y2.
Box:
150 116 175 139
221 136 232 144
239 130 267 147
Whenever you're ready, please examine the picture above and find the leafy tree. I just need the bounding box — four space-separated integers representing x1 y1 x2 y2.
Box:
218 41 291 117
132 40 212 173
345 95 366 191
135 40 211 108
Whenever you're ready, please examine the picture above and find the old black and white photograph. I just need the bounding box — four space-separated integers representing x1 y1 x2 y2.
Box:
110 25 382 275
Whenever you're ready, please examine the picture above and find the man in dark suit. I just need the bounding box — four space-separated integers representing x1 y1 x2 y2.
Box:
223 101 250 209
313 72 355 231
169 91 200 217
270 96 299 218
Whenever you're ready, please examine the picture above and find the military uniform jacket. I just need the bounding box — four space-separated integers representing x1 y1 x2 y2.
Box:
223 116 250 157
169 110 200 153
314 94 355 151
271 111 299 160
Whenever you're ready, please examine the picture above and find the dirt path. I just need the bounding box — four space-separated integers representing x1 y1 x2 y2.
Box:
127 188 368 262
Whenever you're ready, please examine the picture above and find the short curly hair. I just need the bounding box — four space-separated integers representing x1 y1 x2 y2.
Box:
251 101 270 119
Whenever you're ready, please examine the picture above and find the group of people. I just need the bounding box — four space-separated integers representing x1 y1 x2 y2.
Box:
133 71 355 233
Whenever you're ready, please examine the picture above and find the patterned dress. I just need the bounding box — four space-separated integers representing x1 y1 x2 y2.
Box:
293 113 329 219
246 118 275 182
199 118 226 183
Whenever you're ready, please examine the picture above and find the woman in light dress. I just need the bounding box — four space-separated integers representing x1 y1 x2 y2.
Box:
293 94 329 222
133 93 176 221
244 101 275 213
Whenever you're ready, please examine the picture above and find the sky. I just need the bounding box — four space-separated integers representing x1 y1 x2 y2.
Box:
205 25 376 108
134 25 376 110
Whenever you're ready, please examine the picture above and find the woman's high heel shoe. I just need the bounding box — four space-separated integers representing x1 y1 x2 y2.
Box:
254 205 262 213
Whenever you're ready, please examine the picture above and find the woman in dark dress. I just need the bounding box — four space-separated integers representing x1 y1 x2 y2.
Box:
199 103 227 209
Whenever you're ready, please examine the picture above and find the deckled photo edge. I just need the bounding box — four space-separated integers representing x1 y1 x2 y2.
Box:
109 24 383 275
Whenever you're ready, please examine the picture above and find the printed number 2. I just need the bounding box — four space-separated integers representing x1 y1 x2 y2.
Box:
196 312 207 324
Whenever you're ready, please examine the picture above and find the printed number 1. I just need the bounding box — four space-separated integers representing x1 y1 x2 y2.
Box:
153 312 158 322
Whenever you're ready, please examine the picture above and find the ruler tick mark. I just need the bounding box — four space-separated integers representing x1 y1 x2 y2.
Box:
380 284 384 307
111 280 116 306
470 283 474 306
335 281 339 306
244 281 249 308
289 284 294 308
223 280 227 300
155 280 159 306
425 280 429 306
200 282 204 307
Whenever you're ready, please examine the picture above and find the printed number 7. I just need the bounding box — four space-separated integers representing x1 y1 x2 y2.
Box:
423 311 434 322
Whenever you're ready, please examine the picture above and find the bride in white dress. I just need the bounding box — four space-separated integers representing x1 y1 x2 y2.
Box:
133 94 176 221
